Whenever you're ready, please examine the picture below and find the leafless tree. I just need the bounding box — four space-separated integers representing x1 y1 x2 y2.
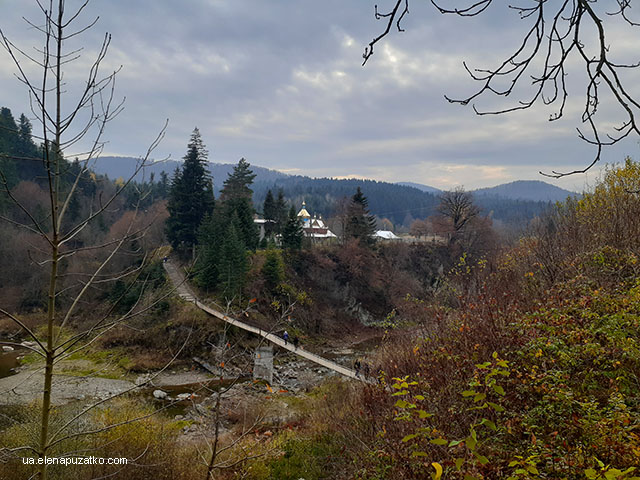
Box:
363 0 640 177
185 297 299 479
409 218 431 238
0 2 176 479
194 325 266 480
437 187 480 242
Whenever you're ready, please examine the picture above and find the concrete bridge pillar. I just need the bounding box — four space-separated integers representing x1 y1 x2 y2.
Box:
253 346 273 384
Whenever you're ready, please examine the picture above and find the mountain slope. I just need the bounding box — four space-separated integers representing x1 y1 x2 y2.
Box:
92 156 287 194
396 181 442 194
91 157 556 228
473 180 577 202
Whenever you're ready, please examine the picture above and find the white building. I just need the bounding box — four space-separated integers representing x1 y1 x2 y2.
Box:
297 201 337 243
374 230 400 241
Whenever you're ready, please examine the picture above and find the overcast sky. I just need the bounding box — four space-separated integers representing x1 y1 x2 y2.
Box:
1 0 639 191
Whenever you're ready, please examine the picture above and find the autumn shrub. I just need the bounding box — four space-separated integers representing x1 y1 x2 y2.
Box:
324 160 640 479
247 431 343 480
0 396 270 480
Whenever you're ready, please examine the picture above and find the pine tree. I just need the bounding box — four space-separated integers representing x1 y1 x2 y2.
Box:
166 128 214 255
0 107 18 190
262 247 284 294
17 114 37 157
220 157 256 202
282 206 304 250
345 187 377 245
218 158 258 250
0 107 18 153
218 214 248 299
275 189 288 234
263 189 277 237
195 213 223 290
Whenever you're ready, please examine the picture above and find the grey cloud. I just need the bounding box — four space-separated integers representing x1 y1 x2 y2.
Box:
1 0 639 190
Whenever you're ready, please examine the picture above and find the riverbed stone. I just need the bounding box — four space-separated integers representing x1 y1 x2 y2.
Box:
153 389 168 400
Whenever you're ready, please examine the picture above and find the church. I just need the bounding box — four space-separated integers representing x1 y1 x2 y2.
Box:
296 201 337 243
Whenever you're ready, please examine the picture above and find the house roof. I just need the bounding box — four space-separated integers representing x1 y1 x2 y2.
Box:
375 230 400 240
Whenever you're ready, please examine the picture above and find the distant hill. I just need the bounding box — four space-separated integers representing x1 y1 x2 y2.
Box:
252 176 555 229
253 176 440 227
92 156 287 195
90 157 556 228
396 181 442 194
472 180 577 203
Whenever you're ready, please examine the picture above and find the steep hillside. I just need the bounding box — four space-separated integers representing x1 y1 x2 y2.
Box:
245 160 640 480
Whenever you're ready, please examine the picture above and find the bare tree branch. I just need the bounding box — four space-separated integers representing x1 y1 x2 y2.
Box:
363 0 640 177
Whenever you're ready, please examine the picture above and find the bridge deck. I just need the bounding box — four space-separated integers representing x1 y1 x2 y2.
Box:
163 261 361 380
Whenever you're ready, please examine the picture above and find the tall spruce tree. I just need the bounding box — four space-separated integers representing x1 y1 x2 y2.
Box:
218 158 258 250
282 206 304 250
220 157 256 202
263 189 277 237
165 128 214 255
218 213 248 299
345 187 377 245
275 189 288 235
262 247 284 294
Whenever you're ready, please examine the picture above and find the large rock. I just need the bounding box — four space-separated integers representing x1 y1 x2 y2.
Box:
153 389 168 400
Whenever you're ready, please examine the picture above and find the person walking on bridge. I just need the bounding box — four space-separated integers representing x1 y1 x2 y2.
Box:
283 330 289 345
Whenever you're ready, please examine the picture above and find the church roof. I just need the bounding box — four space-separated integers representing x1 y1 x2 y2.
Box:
297 201 310 219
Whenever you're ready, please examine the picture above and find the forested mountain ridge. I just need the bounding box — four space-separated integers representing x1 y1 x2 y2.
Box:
253 176 552 228
90 155 555 228
93 156 287 192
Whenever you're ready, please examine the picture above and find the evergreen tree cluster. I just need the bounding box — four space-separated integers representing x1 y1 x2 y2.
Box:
162 130 260 298
0 107 44 190
0 105 175 223
196 158 260 298
164 129 306 301
262 188 288 240
0 106 101 216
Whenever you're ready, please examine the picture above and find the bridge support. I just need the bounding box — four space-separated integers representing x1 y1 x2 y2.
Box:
253 346 273 384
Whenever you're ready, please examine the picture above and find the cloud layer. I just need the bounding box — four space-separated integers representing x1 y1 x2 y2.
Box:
1 0 639 191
